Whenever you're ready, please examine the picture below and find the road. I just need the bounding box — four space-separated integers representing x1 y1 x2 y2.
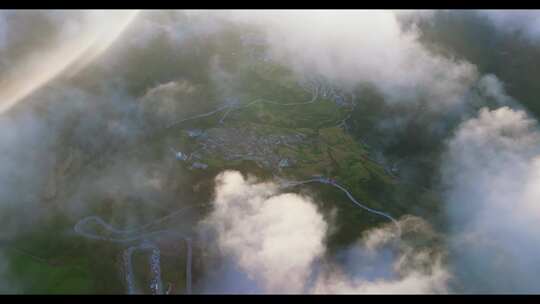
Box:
185 237 192 294
74 206 193 242
166 105 231 129
74 209 194 294
169 83 321 129
280 176 401 236
123 241 163 295
218 85 320 124
166 83 319 129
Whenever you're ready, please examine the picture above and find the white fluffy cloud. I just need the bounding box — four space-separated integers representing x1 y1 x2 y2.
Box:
222 10 478 107
139 80 199 127
201 170 327 293
201 171 450 294
312 267 449 294
442 106 540 293
312 216 449 294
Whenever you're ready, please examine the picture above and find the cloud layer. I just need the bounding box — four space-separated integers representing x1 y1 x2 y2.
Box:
3 10 540 294
442 106 540 293
200 171 449 294
478 10 540 42
200 170 327 293
222 10 478 108
0 10 139 113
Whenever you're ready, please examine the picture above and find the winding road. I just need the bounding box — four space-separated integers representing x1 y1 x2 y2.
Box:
185 237 192 294
74 208 194 294
167 82 321 129
218 85 320 124
280 176 401 236
166 105 231 130
74 207 193 242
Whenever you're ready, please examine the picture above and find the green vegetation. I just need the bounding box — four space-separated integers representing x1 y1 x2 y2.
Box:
4 251 93 294
3 212 134 294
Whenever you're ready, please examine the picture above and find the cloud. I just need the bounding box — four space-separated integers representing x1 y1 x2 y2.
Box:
200 170 327 293
476 74 515 106
200 171 450 294
312 216 449 294
219 10 478 108
312 264 449 294
0 109 57 237
139 80 198 128
0 10 139 114
477 10 540 42
442 106 540 293
4 10 539 294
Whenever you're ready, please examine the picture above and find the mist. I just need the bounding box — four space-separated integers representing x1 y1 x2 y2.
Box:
478 10 540 43
442 106 540 293
1 9 540 294
198 171 450 294
0 10 139 114
218 10 478 109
